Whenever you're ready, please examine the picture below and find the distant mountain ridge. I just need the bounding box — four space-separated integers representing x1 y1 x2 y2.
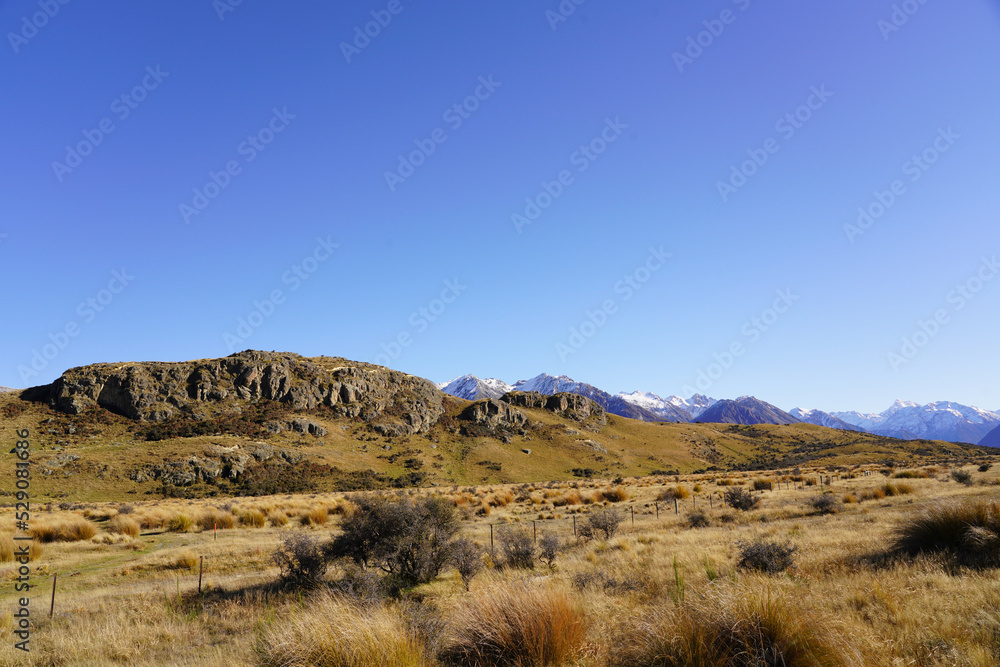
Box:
437 373 999 446
696 396 802 425
832 400 1000 445
981 424 1000 448
0 386 16 393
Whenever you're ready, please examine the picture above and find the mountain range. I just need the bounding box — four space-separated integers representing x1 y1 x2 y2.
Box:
439 372 1000 446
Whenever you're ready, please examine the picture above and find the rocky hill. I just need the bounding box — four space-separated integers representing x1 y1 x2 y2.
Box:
21 350 444 436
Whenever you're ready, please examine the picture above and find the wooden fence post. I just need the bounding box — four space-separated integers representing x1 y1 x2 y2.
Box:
674 498 678 515
198 556 204 594
49 573 57 618
630 506 634 526
655 502 659 519
490 523 494 550
533 521 536 543
572 515 577 537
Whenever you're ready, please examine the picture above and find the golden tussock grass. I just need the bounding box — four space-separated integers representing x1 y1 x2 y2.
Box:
255 592 426 667
441 579 588 666
30 515 99 543
107 514 141 537
266 510 289 527
240 509 266 528
609 580 868 667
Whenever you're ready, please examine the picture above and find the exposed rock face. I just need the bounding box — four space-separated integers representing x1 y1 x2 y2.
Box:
130 441 305 485
23 350 444 436
460 398 528 430
503 391 606 425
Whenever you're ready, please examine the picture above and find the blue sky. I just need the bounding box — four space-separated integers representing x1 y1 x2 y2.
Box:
2 0 999 414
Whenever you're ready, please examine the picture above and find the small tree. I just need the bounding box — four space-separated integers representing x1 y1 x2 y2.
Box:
451 537 485 590
951 469 973 486
326 494 460 586
538 533 560 568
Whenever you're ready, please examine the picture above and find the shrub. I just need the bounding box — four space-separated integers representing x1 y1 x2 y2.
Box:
608 583 863 667
273 532 328 589
118 504 135 514
107 514 141 537
451 537 485 591
255 592 427 667
724 487 760 511
893 469 929 479
893 500 1000 568
979 463 993 473
810 494 841 515
441 581 588 666
657 486 690 501
950 469 973 486
736 539 796 574
687 510 711 528
496 525 535 569
538 532 560 567
327 494 460 586
752 478 772 491
579 508 622 541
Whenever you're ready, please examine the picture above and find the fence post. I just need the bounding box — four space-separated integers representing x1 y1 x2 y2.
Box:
655 502 659 519
490 524 494 550
573 515 576 537
214 523 217 541
631 506 634 526
198 556 204 594
533 521 536 543
49 573 57 618
674 498 678 515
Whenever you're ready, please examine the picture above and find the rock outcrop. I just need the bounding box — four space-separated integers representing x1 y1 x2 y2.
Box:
503 391 606 425
23 350 444 435
460 398 528 430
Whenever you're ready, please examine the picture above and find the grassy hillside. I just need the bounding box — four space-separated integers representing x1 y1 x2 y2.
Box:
1 388 994 503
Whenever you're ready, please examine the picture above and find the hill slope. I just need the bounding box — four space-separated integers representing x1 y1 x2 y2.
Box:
1 351 995 501
697 396 802 425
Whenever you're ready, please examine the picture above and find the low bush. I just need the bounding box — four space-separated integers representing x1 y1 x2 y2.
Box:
579 507 623 541
752 478 772 491
736 539 797 574
440 581 588 666
894 500 1000 568
893 469 929 479
950 469 973 486
687 510 711 528
538 532 560 567
724 487 760 511
810 494 841 515
273 532 329 589
496 525 535 569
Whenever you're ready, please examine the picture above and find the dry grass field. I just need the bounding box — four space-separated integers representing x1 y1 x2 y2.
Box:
2 462 999 666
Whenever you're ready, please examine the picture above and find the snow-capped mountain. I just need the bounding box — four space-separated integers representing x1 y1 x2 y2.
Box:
510 373 667 422
697 396 802 425
788 408 865 432
616 391 706 421
439 375 513 401
832 400 1000 445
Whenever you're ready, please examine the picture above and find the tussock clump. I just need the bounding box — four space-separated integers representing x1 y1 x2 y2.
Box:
300 505 328 526
240 509 266 528
893 469 930 479
441 580 588 667
199 508 235 531
31 516 99 543
267 510 289 527
687 510 711 528
172 549 199 570
894 500 1000 568
657 486 690 501
167 513 194 533
0 533 14 562
107 514 141 537
608 582 865 667
601 487 629 502
255 592 426 667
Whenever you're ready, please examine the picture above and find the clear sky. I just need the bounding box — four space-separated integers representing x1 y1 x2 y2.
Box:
3 1 999 414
